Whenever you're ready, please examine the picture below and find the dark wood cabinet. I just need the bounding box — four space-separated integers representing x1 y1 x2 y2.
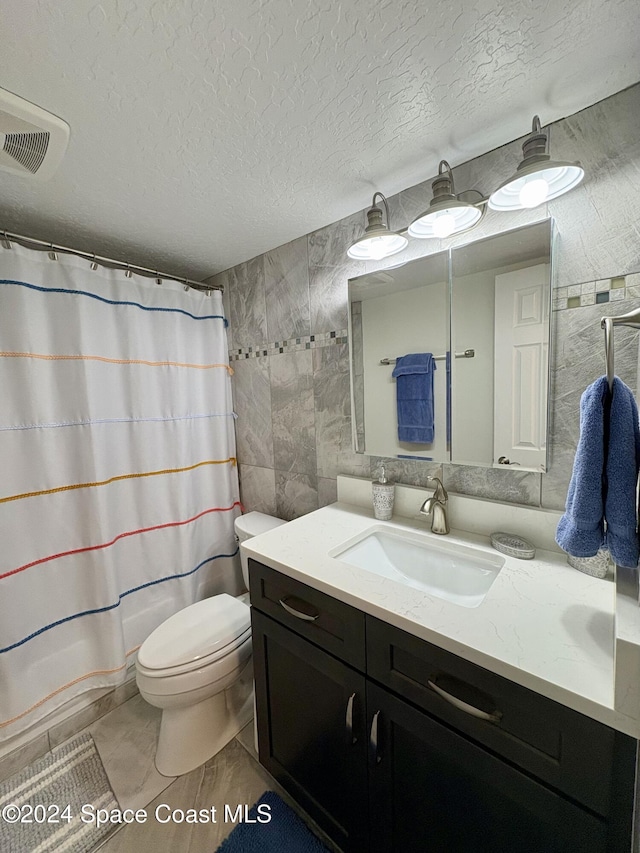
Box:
252 609 368 851
249 559 637 853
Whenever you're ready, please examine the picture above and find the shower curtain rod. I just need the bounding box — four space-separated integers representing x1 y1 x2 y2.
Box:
0 229 222 293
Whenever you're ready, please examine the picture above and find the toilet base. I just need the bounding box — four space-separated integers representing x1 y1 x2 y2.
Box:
154 662 254 777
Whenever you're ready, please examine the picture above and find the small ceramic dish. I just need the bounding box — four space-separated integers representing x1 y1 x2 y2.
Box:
490 532 536 560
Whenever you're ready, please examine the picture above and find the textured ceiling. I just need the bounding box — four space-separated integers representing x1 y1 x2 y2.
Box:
0 0 638 280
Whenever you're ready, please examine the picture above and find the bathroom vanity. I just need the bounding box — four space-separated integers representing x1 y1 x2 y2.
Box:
251 561 634 852
244 489 640 852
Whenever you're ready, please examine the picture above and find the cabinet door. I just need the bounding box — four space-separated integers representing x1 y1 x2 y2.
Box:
252 609 368 851
367 682 609 853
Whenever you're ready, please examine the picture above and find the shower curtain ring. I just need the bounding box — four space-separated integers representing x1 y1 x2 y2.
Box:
90 254 99 271
48 243 58 261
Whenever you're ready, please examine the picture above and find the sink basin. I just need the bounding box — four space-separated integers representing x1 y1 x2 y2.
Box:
330 526 504 608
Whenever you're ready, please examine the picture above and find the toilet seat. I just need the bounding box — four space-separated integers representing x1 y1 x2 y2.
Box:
137 594 250 677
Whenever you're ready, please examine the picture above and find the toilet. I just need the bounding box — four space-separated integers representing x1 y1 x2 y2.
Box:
135 511 286 776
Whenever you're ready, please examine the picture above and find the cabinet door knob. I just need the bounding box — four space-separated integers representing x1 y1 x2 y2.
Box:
427 679 502 723
278 597 320 622
369 710 382 764
346 692 357 745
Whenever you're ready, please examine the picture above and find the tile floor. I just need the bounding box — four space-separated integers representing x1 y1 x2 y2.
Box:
36 693 341 852
0 679 139 786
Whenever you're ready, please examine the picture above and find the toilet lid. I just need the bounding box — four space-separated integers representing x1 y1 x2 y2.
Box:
137 594 250 671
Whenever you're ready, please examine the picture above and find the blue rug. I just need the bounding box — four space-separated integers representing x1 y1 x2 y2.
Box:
216 790 330 852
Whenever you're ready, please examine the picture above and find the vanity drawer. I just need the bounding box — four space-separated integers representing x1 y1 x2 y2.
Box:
249 560 366 670
366 616 635 818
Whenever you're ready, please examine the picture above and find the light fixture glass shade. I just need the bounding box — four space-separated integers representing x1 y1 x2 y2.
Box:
489 163 584 211
488 116 584 212
408 161 482 239
347 193 408 260
409 200 482 239
347 231 408 260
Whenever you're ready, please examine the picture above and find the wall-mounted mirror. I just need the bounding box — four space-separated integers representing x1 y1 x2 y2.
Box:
348 219 554 473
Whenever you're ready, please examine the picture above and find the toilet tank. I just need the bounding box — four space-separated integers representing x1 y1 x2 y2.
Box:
234 511 286 589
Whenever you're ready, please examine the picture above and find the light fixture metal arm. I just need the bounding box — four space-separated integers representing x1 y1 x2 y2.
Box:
438 159 454 185
372 192 391 229
440 160 486 207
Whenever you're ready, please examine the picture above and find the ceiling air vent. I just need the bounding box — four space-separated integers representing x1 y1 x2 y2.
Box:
0 88 69 181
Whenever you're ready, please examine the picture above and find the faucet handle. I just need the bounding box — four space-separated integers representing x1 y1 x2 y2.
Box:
427 476 448 502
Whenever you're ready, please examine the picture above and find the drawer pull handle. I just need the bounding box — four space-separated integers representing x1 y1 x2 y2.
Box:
278 597 320 622
346 692 357 744
369 710 382 763
427 680 502 723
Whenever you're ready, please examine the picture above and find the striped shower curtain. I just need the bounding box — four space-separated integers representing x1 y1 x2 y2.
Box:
0 243 241 741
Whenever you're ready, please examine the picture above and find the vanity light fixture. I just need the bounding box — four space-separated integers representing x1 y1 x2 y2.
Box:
347 192 408 261
488 115 584 211
347 115 585 259
408 160 483 239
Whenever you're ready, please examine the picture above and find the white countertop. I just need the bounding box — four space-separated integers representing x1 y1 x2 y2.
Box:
243 500 640 738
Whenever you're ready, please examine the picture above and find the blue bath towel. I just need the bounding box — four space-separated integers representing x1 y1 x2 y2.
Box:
605 377 640 568
556 376 640 568
392 353 436 443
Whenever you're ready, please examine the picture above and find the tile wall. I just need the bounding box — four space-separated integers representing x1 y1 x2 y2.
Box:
207 84 640 520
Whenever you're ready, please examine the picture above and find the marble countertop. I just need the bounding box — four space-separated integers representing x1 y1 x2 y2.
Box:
243 500 640 738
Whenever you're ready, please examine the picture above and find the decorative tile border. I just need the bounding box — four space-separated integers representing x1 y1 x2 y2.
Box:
230 329 348 360
553 274 640 311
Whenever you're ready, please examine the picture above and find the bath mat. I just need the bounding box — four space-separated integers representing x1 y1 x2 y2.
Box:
216 790 330 852
0 731 119 853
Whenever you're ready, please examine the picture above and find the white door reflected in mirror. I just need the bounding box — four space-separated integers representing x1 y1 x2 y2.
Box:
493 264 549 471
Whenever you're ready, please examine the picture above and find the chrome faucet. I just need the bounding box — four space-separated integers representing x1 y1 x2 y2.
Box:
419 477 450 535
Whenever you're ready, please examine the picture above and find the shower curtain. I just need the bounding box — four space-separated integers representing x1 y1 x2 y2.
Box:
0 243 241 741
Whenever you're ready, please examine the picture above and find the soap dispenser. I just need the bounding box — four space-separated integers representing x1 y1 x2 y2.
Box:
372 466 395 520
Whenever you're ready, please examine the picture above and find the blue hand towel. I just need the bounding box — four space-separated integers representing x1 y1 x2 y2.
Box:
391 353 436 444
605 377 640 568
556 376 608 558
556 376 640 568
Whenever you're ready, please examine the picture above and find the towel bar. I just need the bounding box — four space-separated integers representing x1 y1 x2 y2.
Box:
380 349 474 365
600 309 640 391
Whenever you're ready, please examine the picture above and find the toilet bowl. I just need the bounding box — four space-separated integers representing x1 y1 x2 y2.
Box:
135 511 285 777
